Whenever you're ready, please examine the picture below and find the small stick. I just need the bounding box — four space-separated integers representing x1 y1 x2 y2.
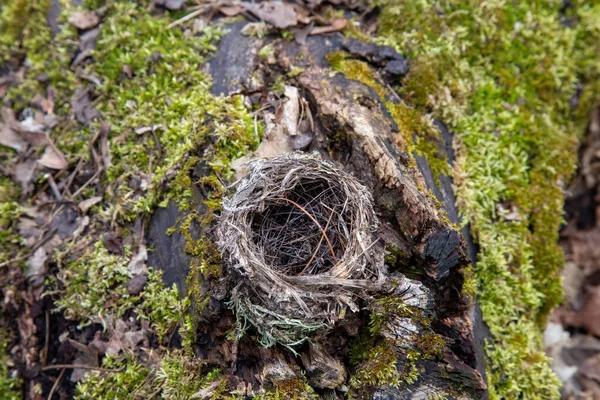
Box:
47 368 65 400
168 8 205 29
46 174 61 201
71 168 102 199
42 311 50 365
272 197 337 264
42 364 124 373
299 206 336 276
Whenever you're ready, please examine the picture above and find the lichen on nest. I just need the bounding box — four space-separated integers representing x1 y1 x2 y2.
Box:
217 152 385 349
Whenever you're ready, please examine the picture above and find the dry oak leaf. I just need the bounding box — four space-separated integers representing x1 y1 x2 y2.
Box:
38 145 68 170
243 1 298 29
69 11 100 30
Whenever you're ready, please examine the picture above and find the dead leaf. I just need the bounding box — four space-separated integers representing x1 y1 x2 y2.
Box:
31 93 54 114
79 196 102 213
102 232 123 255
18 218 42 247
72 87 101 126
243 2 298 29
38 145 68 170
192 381 222 399
127 273 148 295
67 338 100 382
13 160 37 195
99 120 111 169
69 11 100 30
0 122 27 152
26 247 47 288
121 64 133 80
73 27 101 66
73 215 90 239
155 0 186 11
565 286 600 336
128 244 147 275
219 5 243 17
309 19 348 36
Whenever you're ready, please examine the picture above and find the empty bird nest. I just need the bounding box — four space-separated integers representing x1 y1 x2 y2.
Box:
217 153 385 349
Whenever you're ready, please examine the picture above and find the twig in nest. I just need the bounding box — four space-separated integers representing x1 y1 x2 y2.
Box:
299 206 336 276
272 197 337 265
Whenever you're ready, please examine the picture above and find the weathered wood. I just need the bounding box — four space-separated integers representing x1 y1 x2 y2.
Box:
148 24 487 399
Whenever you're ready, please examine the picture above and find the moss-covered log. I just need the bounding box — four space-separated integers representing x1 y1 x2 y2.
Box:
2 1 599 399
147 24 486 399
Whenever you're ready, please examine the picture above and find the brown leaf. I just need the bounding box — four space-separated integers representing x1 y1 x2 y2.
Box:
0 122 27 152
73 27 101 66
243 2 298 29
38 145 68 170
79 196 102 213
192 381 223 399
102 232 123 255
128 244 147 275
309 19 348 36
219 5 244 17
565 286 600 336
99 120 111 169
72 87 101 126
69 11 100 30
127 273 148 295
13 160 37 195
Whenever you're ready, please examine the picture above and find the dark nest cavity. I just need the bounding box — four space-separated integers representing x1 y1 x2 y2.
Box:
250 178 350 277
217 153 385 349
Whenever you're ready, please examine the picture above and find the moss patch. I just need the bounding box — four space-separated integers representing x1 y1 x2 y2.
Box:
0 331 21 400
75 352 220 399
372 0 600 398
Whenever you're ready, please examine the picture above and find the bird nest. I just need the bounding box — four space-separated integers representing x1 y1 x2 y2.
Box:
217 153 384 349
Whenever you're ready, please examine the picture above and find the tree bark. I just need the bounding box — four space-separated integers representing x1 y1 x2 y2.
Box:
147 22 488 399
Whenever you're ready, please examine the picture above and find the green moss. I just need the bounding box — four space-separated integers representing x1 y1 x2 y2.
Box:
384 245 409 268
52 241 187 340
414 332 445 360
348 296 443 394
256 376 319 400
349 339 401 390
0 0 52 63
75 352 217 399
373 0 600 397
0 331 21 400
52 241 136 324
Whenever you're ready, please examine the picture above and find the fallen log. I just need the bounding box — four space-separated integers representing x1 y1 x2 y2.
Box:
148 23 487 399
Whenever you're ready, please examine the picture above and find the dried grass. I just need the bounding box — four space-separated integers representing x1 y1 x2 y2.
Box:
217 153 384 349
